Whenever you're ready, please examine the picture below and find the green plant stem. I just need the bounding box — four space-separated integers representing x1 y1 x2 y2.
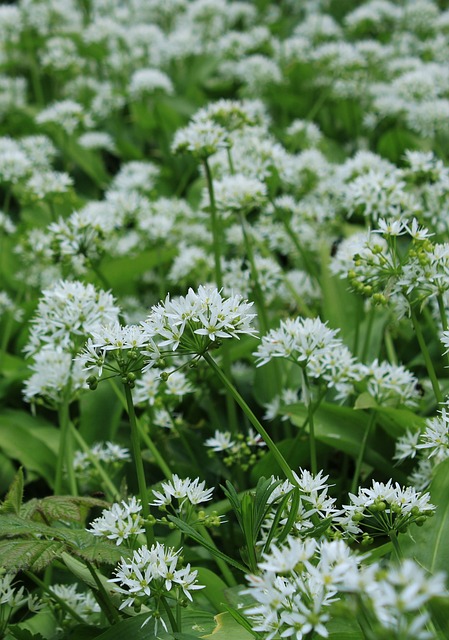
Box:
161 595 178 633
302 371 317 475
70 424 121 501
384 326 397 366
123 384 154 546
89 260 113 291
281 215 320 283
351 411 377 495
410 308 443 405
361 304 376 362
239 213 269 335
85 560 120 625
203 158 222 289
24 571 86 625
389 531 402 562
437 293 448 332
55 397 77 496
110 379 172 479
203 158 239 434
203 352 296 484
198 525 237 587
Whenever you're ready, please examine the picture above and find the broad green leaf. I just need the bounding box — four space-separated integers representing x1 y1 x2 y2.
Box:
195 567 228 612
400 459 449 577
79 382 123 443
374 406 427 439
354 392 378 410
287 403 407 482
0 411 57 487
8 610 56 640
94 613 158 640
61 552 124 609
1 468 24 515
250 437 310 483
202 612 254 640
101 247 177 293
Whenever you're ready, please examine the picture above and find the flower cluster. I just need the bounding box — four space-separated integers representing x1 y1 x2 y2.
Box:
87 497 145 546
109 542 204 631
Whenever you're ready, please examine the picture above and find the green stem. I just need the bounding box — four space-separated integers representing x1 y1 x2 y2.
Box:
89 260 113 291
161 595 178 633
55 398 77 495
281 215 320 283
239 212 269 335
351 411 377 495
384 326 397 366
203 158 239 434
123 384 154 546
70 424 121 501
110 379 172 479
389 531 402 562
410 307 443 405
203 352 296 484
85 560 120 625
198 525 237 587
361 304 376 362
437 293 448 332
302 371 317 475
203 159 222 289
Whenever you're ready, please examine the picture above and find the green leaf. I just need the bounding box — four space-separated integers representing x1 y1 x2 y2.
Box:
20 495 109 524
1 468 24 515
0 411 57 487
195 567 228 611
354 392 378 410
94 613 157 640
167 516 247 574
8 610 56 640
0 538 66 572
400 459 449 576
202 612 254 640
375 406 427 439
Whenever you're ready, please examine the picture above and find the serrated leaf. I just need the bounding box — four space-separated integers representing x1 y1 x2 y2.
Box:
1 468 24 515
20 495 109 525
0 538 66 572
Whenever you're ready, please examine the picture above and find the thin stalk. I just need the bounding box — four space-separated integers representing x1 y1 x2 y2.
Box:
410 308 443 405
389 531 402 562
203 158 222 289
123 384 154 546
351 411 377 495
85 560 120 625
384 327 397 366
25 571 86 625
361 304 376 362
203 352 296 484
203 157 239 434
437 293 448 332
55 397 77 496
302 371 317 476
198 525 237 587
239 212 269 335
161 595 178 633
89 260 113 291
282 216 320 283
70 424 121 501
110 379 172 479
293 386 327 446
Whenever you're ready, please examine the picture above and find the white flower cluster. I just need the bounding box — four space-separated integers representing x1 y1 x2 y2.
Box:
87 497 145 546
151 474 214 508
141 284 257 356
23 280 119 404
73 441 130 473
110 542 204 618
339 479 435 540
243 536 446 640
